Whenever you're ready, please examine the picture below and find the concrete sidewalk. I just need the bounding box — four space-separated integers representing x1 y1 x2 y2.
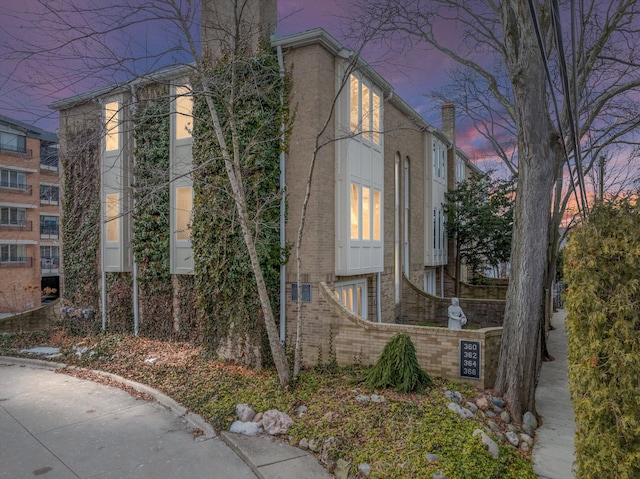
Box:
0 357 330 479
532 309 576 479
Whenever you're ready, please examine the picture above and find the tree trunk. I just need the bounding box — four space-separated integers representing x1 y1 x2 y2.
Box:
494 0 555 421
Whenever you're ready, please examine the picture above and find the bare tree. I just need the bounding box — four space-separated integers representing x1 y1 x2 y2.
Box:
350 0 640 419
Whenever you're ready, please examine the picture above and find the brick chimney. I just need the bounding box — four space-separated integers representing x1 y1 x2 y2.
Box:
201 0 277 59
441 101 455 145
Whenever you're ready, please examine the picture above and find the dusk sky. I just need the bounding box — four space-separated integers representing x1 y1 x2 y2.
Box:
1 0 477 152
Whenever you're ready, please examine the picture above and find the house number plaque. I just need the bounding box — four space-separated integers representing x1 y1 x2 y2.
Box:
459 340 481 379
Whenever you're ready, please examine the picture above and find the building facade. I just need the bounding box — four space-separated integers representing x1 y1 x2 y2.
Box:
0 116 60 314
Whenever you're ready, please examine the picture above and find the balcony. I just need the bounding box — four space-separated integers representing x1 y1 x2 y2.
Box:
40 224 59 239
41 256 60 275
40 148 59 172
0 220 33 232
0 257 33 268
0 183 32 196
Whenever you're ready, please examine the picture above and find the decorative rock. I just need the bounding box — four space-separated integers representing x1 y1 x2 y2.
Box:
493 405 503 413
253 412 263 423
445 390 463 403
298 438 309 450
289 436 299 447
473 429 500 459
500 411 511 423
432 472 446 479
448 402 474 419
491 397 506 408
520 433 534 447
236 404 256 422
262 410 293 435
358 463 371 477
523 411 538 431
507 424 518 433
520 441 530 453
465 402 478 413
321 437 337 465
334 458 351 479
229 420 261 436
426 453 439 463
296 405 308 417
355 395 370 403
505 431 520 447
308 438 322 453
485 410 497 418
487 421 501 433
370 394 386 403
495 432 505 444
476 397 490 410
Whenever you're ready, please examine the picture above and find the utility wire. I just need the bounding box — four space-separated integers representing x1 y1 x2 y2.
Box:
527 0 585 218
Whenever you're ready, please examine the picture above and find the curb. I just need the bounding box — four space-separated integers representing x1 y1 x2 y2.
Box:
0 355 216 438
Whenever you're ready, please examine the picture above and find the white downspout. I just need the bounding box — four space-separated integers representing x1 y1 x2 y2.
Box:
376 272 382 323
130 84 140 336
277 45 286 343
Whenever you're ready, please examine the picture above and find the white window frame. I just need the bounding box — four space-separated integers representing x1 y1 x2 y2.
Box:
40 184 60 205
1 207 26 226
349 75 381 145
0 244 26 263
334 279 368 318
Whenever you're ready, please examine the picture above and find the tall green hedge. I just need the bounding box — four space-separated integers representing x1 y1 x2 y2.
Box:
565 198 640 478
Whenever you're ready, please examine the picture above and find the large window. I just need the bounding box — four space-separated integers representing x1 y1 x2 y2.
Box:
40 215 59 238
350 183 381 242
1 207 26 226
175 86 193 140
0 126 26 153
1 244 26 263
40 245 60 271
334 279 367 318
175 187 193 240
40 185 60 204
0 169 27 190
105 101 119 151
433 138 447 181
105 193 119 242
350 75 381 144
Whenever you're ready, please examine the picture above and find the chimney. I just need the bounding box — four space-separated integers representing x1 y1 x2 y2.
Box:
201 0 277 59
441 101 455 146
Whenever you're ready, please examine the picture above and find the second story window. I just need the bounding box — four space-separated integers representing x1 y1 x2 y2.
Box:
40 215 59 238
0 125 26 153
40 185 60 205
0 169 27 190
40 144 59 171
350 75 381 145
1 207 26 226
105 101 120 151
175 85 193 140
1 244 27 263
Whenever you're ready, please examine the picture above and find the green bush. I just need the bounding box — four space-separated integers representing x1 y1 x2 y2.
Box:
565 198 640 478
365 333 432 393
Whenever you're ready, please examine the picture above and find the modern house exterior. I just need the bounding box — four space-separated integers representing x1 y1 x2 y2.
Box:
51 1 504 386
0 115 60 314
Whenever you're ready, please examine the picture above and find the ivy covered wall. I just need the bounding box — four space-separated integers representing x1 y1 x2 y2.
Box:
191 49 290 365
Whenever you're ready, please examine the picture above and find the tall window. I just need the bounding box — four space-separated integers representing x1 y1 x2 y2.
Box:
40 245 60 271
1 207 26 225
0 127 26 153
0 169 27 190
40 185 60 204
1 244 26 263
105 101 119 151
350 183 381 242
334 279 367 318
175 85 193 140
350 75 381 144
433 139 446 180
40 215 59 238
175 187 193 240
105 193 119 242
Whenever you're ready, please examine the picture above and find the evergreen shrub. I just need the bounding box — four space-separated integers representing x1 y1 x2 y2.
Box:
565 198 640 478
365 332 432 393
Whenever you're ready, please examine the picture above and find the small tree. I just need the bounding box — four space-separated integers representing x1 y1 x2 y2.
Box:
365 333 432 393
444 172 514 295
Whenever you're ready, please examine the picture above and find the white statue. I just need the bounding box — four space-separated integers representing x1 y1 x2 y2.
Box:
448 297 467 329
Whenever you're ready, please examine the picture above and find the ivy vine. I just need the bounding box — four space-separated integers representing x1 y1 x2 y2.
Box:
191 47 291 364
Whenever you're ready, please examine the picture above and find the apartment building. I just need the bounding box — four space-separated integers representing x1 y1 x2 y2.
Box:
0 115 60 314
